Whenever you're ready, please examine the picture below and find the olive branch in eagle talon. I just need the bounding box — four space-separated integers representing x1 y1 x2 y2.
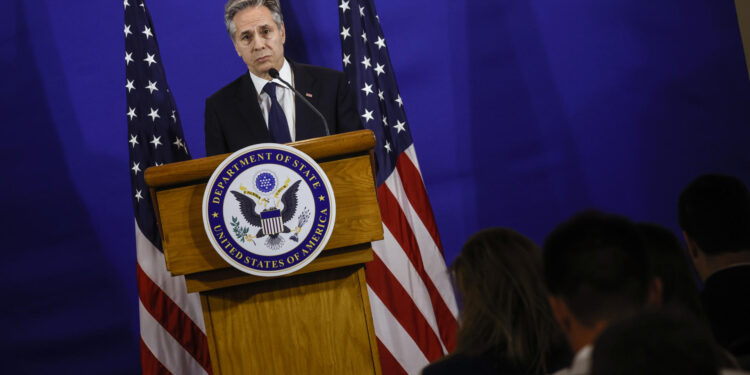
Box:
230 216 254 244
229 180 302 240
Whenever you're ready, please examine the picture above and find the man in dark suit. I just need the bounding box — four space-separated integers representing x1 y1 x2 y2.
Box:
679 174 750 369
205 0 362 156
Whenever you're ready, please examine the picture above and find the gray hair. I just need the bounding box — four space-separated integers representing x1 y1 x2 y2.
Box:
225 0 284 40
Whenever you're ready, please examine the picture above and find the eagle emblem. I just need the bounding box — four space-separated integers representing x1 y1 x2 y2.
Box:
202 143 336 277
229 175 310 250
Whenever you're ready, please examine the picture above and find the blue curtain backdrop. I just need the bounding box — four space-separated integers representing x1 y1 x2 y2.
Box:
2 0 748 371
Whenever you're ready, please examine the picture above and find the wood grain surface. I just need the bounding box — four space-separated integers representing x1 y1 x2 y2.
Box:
201 266 381 375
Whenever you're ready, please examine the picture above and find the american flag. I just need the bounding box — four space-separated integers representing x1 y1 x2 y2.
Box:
338 1 459 373
125 1 212 373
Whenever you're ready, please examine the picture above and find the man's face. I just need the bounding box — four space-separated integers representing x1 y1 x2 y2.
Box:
232 6 285 80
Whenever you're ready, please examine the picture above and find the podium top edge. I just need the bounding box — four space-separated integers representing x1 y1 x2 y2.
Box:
144 129 376 189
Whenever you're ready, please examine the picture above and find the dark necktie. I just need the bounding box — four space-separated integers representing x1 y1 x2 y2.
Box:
262 82 292 143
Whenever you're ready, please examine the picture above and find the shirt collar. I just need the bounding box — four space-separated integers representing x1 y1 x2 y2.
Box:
705 262 750 283
552 344 592 375
248 58 293 97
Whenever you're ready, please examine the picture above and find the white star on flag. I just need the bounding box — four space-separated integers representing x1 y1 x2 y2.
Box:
170 110 177 122
144 53 157 66
126 79 135 93
134 189 143 201
127 107 137 120
374 36 386 49
378 89 384 101
361 31 367 43
361 108 374 122
123 0 129 9
124 24 132 37
382 115 388 126
384 140 391 152
361 56 371 69
131 162 141 175
150 135 162 149
340 26 350 40
395 94 403 107
342 53 351 66
142 26 153 39
146 80 158 94
173 137 184 150
147 107 160 122
125 52 133 65
359 5 365 17
394 120 406 133
361 82 374 96
339 0 350 13
374 63 385 76
129 134 139 148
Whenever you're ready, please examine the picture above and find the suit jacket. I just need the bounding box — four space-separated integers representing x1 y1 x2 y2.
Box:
204 61 363 156
701 264 750 369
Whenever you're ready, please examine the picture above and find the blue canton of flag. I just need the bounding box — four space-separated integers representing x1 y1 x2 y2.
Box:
338 0 411 187
125 1 212 374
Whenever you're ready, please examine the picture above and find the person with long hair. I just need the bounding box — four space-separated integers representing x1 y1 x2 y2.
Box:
422 228 571 375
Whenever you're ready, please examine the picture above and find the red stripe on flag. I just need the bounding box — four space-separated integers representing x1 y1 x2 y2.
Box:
395 153 444 252
137 264 213 374
366 253 445 361
377 185 458 351
376 338 409 375
140 337 172 375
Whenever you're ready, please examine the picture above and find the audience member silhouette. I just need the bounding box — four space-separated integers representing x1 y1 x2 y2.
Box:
543 210 662 375
636 222 705 320
590 309 721 375
422 228 570 375
679 174 750 369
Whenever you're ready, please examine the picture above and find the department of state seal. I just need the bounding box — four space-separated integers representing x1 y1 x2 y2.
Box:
202 143 336 277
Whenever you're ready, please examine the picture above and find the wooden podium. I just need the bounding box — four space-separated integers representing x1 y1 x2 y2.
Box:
144 130 383 374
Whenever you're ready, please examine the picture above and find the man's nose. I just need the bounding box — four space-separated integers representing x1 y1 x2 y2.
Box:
252 40 265 51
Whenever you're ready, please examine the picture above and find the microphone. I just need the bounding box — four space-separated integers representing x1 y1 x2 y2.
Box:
268 68 330 137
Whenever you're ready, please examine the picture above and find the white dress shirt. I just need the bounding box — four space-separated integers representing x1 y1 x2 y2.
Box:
547 344 750 375
551 345 592 375
249 58 296 141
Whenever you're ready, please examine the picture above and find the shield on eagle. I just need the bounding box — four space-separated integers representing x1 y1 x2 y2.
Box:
260 209 284 236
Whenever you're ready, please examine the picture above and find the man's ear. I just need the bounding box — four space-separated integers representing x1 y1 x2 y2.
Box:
280 23 286 44
548 295 572 334
682 231 711 281
647 277 663 308
682 231 699 259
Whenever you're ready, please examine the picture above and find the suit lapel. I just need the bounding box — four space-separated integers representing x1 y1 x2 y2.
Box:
291 62 326 141
234 73 272 144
